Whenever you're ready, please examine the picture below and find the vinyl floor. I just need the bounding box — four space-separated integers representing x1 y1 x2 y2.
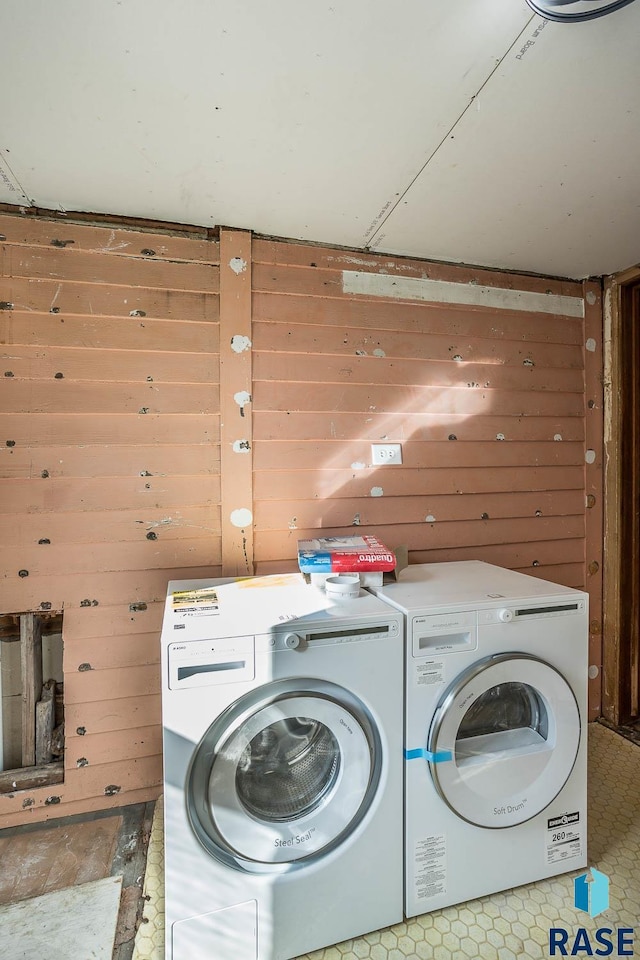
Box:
134 721 640 960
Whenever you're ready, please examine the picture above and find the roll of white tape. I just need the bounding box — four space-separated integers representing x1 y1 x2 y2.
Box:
325 574 361 598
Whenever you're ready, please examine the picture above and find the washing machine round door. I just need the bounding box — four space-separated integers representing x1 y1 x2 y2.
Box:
187 679 381 871
428 653 581 828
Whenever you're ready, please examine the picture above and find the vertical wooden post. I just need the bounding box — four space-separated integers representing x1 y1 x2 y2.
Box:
20 613 42 767
35 679 56 765
602 275 622 723
602 270 640 724
628 288 640 716
583 279 604 721
219 229 254 577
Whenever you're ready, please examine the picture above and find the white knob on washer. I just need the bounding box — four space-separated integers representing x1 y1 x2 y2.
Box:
498 608 514 623
284 633 302 649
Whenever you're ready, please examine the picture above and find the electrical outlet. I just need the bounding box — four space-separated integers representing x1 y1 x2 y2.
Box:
371 443 402 465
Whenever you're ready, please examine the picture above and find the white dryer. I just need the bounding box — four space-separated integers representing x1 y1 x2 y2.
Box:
372 561 588 918
160 573 404 960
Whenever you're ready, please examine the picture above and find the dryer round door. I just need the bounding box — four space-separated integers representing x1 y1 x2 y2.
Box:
428 653 581 828
186 678 381 872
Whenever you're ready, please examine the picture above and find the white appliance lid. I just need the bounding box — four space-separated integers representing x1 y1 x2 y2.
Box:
375 561 584 611
164 572 398 638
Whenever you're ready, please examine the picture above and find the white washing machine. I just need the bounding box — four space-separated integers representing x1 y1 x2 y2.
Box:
160 573 404 960
371 560 588 918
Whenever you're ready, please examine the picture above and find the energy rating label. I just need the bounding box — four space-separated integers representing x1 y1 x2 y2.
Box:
546 812 582 864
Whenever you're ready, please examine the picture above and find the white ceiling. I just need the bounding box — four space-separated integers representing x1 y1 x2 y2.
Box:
1 0 639 279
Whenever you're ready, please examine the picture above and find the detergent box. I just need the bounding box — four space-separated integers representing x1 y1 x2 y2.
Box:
297 535 396 574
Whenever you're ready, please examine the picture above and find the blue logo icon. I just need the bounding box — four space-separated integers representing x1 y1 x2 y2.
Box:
574 868 610 918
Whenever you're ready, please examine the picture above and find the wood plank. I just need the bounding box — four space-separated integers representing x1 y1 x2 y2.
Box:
252 441 584 472
0 446 220 480
65 725 162 768
0 508 221 547
0 476 221 513
630 289 640 715
605 277 640 723
253 320 585 370
63 632 159 672
219 229 254 576
253 381 585 417
252 411 585 443
255 490 585 531
0 564 221 614
0 344 219 383
256 537 585 573
2 312 218 354
61 755 162 798
1 280 219 322
378 537 587 568
2 244 220 293
583 278 605 717
0 413 220 446
0 213 219 263
0 786 159 831
252 264 585 320
65 695 161 738
0 761 64 795
254 516 585 562
252 238 583 297
64 664 160 706
35 680 56 765
513 564 585 588
253 292 584 345
0 380 219 415
6 538 222 579
20 613 43 767
62 602 163 642
253 351 585 394
253 466 585 500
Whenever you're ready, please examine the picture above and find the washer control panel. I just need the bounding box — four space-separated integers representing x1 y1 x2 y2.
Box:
272 619 400 651
168 636 255 689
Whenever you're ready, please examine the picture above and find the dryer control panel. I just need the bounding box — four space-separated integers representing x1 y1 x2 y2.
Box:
478 599 587 624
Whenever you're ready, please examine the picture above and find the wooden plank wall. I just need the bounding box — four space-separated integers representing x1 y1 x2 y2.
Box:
0 213 604 826
0 213 221 826
251 240 603 717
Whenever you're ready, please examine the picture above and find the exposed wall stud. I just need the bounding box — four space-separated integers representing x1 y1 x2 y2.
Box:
20 613 43 767
220 229 254 576
583 279 604 719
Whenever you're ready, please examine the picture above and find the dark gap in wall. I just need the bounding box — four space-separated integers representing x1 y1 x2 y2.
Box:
0 611 64 794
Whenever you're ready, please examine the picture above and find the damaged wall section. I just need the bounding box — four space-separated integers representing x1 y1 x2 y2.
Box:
0 213 221 826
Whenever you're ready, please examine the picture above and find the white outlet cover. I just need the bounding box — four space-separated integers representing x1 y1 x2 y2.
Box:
371 443 403 465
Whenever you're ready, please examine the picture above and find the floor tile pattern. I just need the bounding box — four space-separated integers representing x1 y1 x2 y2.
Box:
134 722 640 960
132 795 165 960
